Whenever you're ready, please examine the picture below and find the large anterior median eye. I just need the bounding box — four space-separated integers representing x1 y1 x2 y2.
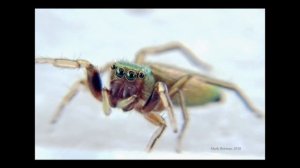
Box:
126 70 137 81
116 67 125 78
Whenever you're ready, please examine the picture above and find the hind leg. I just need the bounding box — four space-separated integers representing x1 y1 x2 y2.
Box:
167 73 263 118
176 90 190 153
134 41 212 71
190 73 264 118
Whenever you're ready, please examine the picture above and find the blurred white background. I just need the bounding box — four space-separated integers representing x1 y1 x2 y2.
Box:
35 9 265 159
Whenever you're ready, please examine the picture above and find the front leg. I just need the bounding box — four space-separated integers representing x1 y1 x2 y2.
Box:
143 82 178 133
143 112 167 152
102 87 112 116
35 58 92 69
140 82 178 151
36 57 114 117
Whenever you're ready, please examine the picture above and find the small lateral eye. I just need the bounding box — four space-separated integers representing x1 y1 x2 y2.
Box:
116 67 125 78
138 72 145 79
126 70 136 81
111 64 116 70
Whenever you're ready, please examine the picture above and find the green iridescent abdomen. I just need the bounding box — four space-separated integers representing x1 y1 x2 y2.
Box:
172 82 222 106
148 62 223 107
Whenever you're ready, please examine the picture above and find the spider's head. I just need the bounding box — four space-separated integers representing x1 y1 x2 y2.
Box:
109 61 155 109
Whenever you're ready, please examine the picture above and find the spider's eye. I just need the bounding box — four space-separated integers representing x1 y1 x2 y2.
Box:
111 64 116 70
116 67 125 78
126 70 136 81
138 72 145 79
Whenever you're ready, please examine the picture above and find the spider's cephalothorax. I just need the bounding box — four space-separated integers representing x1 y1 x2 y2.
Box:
109 61 155 111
